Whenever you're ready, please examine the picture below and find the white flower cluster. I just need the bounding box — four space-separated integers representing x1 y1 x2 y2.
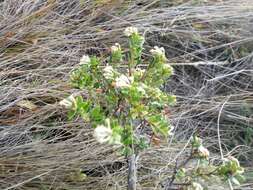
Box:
197 145 210 158
124 26 138 37
150 46 166 58
94 125 112 144
79 54 90 65
93 119 121 145
103 66 115 80
190 182 203 190
111 43 121 52
115 74 133 88
59 94 76 109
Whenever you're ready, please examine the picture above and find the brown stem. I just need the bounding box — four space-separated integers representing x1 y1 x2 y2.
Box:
127 154 137 190
166 148 193 189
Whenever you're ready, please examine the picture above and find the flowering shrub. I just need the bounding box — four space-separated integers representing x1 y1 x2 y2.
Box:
61 27 175 155
59 27 244 190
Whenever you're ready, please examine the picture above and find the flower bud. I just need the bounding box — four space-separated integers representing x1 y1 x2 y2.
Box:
59 94 76 109
79 54 90 65
111 43 121 52
197 145 210 158
150 46 166 58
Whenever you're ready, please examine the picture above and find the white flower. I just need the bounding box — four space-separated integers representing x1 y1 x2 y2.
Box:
103 66 114 80
115 74 133 88
59 94 76 109
198 145 210 158
191 182 203 190
79 54 90 65
124 26 138 36
150 46 166 58
111 43 121 52
94 125 112 144
168 125 174 136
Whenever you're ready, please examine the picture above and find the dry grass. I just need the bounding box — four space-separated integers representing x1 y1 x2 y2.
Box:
0 0 253 189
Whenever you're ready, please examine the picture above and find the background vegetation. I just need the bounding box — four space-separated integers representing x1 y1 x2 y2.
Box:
0 0 252 189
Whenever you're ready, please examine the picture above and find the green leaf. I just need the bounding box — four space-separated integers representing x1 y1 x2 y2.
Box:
128 33 144 67
111 49 123 64
74 96 92 121
191 135 202 148
235 174 245 183
90 106 104 124
121 125 134 146
120 146 133 156
70 67 93 89
176 168 186 180
146 114 169 136
67 110 76 120
90 56 100 67
110 127 122 145
137 137 149 150
167 95 177 105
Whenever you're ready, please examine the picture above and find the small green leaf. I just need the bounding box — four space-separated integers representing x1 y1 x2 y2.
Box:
90 106 104 123
146 114 169 136
67 110 76 120
176 168 186 180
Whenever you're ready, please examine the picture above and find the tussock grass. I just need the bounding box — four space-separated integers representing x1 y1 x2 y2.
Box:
0 0 253 189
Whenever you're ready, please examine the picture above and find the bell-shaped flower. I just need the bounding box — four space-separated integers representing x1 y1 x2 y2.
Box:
59 94 76 109
79 54 90 65
94 125 112 144
198 145 210 158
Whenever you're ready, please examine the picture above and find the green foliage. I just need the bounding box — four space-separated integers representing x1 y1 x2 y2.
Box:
174 137 245 190
59 26 245 190
218 156 245 183
146 114 170 136
60 27 175 155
